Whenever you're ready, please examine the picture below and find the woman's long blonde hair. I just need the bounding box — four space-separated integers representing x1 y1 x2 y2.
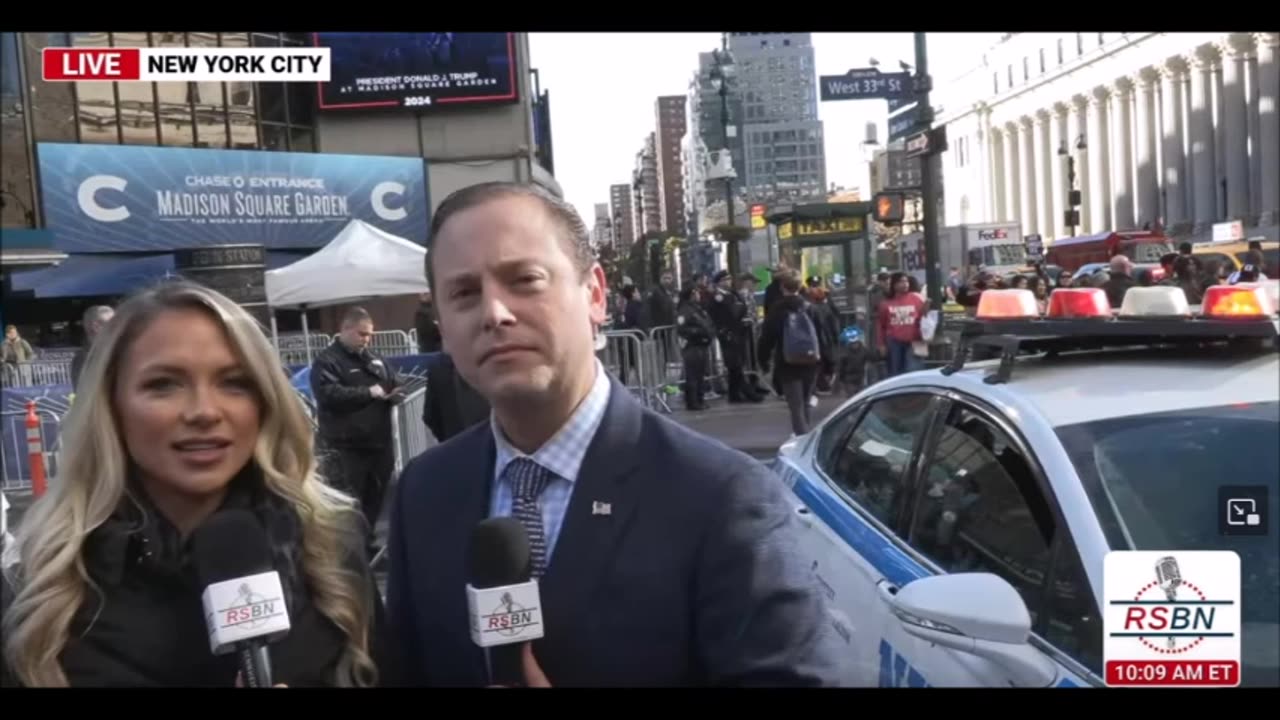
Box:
2 281 378 687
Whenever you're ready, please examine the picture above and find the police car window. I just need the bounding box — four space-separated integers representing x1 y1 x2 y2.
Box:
910 406 1056 623
1057 402 1280 687
1042 535 1103 676
830 393 932 526
816 406 860 476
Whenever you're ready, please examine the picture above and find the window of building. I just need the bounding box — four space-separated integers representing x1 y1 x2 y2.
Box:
1022 57 1029 81
74 32 119 144
1 32 35 228
1039 48 1046 74
22 33 76 143
1057 38 1065 65
111 32 159 145
1076 33 1084 56
220 34 257 148
993 71 1000 94
1007 64 1014 87
188 32 229 148
153 32 196 146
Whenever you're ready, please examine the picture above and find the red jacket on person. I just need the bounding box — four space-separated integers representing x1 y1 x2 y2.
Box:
877 293 925 347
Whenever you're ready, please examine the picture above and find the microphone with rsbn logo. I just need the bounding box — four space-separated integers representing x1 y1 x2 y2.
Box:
192 509 292 688
466 516 546 686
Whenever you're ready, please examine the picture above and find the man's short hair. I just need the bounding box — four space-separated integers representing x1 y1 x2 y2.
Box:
424 182 595 292
778 269 803 293
342 306 372 327
1109 254 1133 273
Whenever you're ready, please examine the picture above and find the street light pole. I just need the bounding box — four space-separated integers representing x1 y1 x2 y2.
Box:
717 50 740 278
914 32 943 310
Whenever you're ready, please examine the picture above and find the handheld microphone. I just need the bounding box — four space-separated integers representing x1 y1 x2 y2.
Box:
466 517 545 686
192 510 292 688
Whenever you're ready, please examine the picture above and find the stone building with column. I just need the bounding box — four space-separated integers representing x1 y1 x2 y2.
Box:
935 32 1278 243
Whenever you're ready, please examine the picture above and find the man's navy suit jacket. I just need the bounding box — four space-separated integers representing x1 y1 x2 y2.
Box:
385 376 846 687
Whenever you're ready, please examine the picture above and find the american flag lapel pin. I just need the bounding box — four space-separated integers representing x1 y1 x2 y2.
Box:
592 501 612 516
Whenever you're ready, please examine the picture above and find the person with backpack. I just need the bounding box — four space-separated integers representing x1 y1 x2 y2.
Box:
877 272 926 378
757 269 823 436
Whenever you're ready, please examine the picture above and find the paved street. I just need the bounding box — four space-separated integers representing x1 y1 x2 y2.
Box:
666 392 848 459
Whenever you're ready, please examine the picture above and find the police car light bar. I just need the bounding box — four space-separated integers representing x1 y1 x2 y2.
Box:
944 286 1279 384
1117 286 1192 318
1202 283 1276 319
1047 288 1111 319
974 289 1040 320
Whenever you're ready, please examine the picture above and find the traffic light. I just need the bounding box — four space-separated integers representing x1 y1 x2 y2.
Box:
873 192 905 224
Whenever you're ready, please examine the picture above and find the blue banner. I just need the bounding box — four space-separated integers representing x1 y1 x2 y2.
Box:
36 143 429 253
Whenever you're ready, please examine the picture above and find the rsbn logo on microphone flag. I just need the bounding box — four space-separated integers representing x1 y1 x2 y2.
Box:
202 571 291 654
466 581 545 648
1103 551 1241 687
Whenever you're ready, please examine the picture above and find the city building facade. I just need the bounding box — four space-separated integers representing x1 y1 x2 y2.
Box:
632 132 662 236
727 33 827 205
592 202 614 250
935 32 1279 242
655 95 687 237
610 183 636 248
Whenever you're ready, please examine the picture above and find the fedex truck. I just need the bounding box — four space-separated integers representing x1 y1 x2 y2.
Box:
898 221 1024 284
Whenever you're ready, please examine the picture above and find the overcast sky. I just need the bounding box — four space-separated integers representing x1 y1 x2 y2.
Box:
528 32 1004 225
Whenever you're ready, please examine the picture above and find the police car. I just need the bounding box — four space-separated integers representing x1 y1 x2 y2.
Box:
772 283 1280 688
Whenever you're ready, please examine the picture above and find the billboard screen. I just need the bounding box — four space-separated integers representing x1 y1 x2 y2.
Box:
36 143 429 253
314 32 518 111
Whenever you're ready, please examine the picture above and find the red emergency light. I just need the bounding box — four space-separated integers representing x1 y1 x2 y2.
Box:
1047 288 1111 319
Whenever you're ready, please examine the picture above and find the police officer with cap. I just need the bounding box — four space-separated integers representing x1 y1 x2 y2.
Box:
676 286 714 410
709 269 764 403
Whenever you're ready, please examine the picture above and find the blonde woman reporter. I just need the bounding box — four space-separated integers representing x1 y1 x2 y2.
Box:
0 281 387 687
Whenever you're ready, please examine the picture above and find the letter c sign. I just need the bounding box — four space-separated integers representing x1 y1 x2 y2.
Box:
371 181 407 221
77 175 130 222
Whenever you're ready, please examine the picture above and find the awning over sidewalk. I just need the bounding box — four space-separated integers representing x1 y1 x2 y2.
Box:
9 251 310 299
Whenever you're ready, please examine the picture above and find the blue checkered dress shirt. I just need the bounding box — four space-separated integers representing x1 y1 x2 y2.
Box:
489 359 612 565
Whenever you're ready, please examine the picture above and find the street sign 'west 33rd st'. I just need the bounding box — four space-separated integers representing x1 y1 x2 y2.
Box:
820 69 918 101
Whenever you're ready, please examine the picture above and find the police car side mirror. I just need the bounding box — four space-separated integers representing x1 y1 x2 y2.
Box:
885 573 1060 688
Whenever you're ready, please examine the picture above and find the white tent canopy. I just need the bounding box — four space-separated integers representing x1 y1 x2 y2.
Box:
264 218 428 309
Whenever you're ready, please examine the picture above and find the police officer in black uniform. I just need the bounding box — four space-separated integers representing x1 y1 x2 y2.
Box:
708 270 764 403
310 306 403 554
676 286 714 411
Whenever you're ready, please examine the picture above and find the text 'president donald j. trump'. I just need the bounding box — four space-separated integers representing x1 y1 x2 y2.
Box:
385 181 847 687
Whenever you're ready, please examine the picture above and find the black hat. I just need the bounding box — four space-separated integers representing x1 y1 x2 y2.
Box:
713 269 732 283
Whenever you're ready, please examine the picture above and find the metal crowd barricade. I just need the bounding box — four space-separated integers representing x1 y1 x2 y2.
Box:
599 329 651 403
1 361 73 388
390 386 433 477
1 407 63 492
275 332 332 367
367 330 415 358
648 325 684 393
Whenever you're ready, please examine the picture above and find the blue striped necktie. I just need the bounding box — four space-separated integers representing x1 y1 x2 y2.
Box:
506 458 552 578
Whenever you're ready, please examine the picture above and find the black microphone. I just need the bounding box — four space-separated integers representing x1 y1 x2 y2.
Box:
192 510 292 688
466 517 545 687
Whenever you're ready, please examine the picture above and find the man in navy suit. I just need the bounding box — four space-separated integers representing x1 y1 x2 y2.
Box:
385 182 846 687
